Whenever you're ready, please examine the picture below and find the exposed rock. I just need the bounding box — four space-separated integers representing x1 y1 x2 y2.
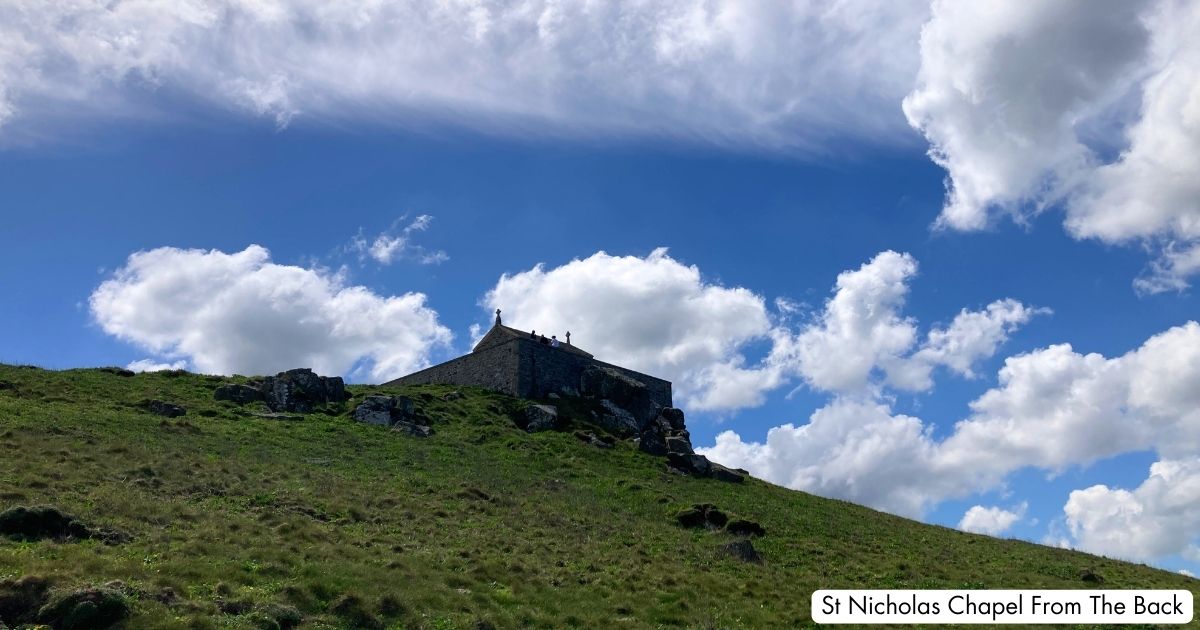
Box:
523 404 559 433
675 505 708 528
675 503 729 529
638 421 669 456
725 519 766 537
394 396 416 417
704 507 729 528
580 366 659 423
1079 568 1104 584
660 407 686 430
709 464 746 484
633 409 692 457
0 576 50 627
719 539 763 564
352 396 419 427
596 399 641 437
667 453 712 477
665 435 693 455
138 399 186 418
259 368 349 413
391 421 433 438
214 383 262 405
441 391 464 401
37 584 130 629
353 396 397 426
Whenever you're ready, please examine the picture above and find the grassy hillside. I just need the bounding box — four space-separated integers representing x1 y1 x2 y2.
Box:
0 364 1195 629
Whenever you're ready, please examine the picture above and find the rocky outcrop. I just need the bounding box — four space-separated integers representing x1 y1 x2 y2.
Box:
214 383 261 405
259 368 349 412
667 452 745 483
660 407 686 430
213 369 349 413
351 395 430 437
719 539 763 564
352 395 416 426
581 365 661 426
595 399 640 437
675 503 728 529
523 404 560 433
578 366 745 479
665 435 691 455
668 453 712 476
709 464 746 483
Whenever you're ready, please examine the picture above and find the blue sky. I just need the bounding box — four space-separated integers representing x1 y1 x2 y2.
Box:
2 0 1199 578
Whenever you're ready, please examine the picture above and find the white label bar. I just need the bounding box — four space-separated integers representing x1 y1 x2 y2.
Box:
812 590 1193 624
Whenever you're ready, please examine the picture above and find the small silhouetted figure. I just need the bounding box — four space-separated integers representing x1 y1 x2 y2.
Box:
551 335 560 348
530 329 536 339
566 331 571 345
539 334 549 345
495 308 502 325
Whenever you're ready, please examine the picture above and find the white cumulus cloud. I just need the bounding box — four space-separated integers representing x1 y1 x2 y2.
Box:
905 0 1200 290
941 321 1200 486
1064 458 1200 562
895 299 1050 391
959 503 1026 536
698 250 1047 517
702 397 947 517
701 319 1200 563
785 251 1044 396
126 358 189 373
91 245 452 381
792 251 920 394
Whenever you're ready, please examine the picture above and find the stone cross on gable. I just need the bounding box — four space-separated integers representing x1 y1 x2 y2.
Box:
566 331 571 345
495 309 502 325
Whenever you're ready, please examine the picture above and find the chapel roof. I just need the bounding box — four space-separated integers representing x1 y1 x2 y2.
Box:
473 323 594 358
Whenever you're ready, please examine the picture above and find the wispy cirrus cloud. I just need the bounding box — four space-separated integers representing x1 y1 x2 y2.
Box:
0 0 926 149
349 214 447 266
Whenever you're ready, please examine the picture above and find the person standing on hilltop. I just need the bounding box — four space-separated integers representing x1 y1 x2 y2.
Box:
551 335 560 348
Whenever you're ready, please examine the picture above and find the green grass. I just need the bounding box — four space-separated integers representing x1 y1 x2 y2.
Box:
0 364 1195 629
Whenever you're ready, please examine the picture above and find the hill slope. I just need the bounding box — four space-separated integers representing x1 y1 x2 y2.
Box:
0 365 1195 629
